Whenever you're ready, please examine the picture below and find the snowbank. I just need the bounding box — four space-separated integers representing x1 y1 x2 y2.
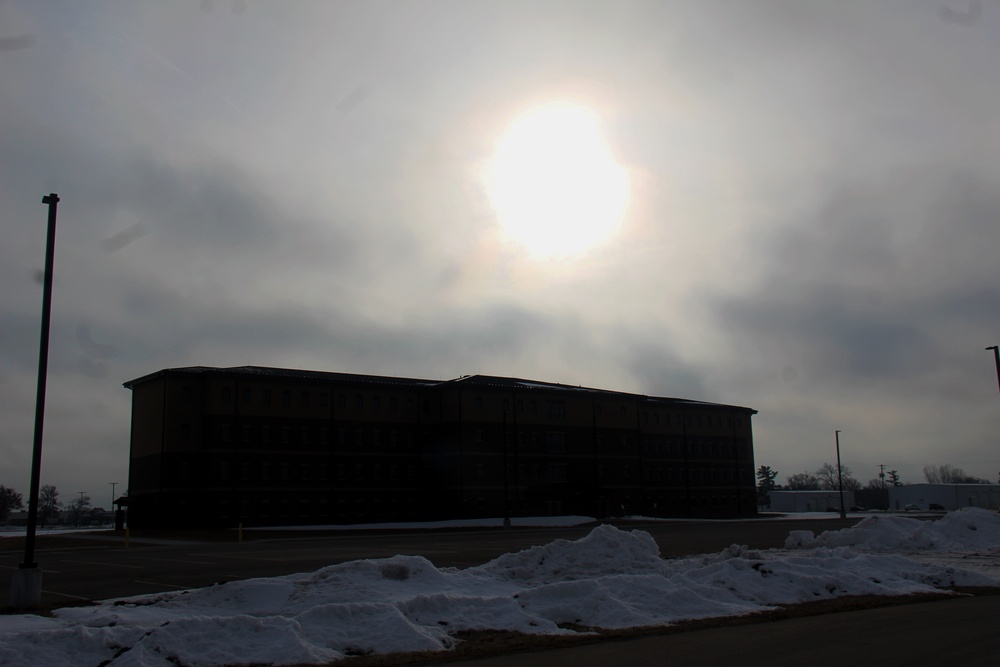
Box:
2 513 999 666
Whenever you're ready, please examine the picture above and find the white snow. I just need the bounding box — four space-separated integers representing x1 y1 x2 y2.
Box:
2 508 999 667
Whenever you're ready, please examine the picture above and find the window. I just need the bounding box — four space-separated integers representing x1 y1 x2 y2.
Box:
182 385 192 402
220 423 231 443
261 462 270 480
337 394 346 409
221 386 232 403
299 427 309 445
242 388 251 405
546 400 565 421
476 463 485 477
373 396 381 412
300 391 310 407
281 427 290 444
241 462 251 480
319 428 328 445
319 463 328 481
547 463 568 482
281 390 291 406
545 432 566 453
178 462 189 481
262 388 272 405
219 462 229 480
319 392 329 408
355 395 363 411
281 463 290 480
475 396 483 409
300 463 309 481
242 424 251 443
261 425 270 444
390 396 397 412
180 423 191 441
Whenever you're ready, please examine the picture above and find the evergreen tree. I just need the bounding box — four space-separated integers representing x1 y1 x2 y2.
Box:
756 465 778 510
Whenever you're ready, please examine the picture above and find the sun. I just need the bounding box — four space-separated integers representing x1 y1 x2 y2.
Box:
484 102 629 258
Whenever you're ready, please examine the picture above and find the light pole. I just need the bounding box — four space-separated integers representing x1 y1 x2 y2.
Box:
12 193 60 610
835 430 846 519
110 482 117 513
986 346 1000 397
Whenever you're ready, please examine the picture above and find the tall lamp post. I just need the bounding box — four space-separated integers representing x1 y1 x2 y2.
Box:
835 430 846 520
12 193 60 609
986 346 1000 397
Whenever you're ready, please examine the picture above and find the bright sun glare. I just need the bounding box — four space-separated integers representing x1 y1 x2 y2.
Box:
484 102 629 258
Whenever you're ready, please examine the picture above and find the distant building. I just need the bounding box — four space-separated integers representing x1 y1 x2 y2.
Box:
123 366 759 528
888 483 1000 511
767 490 857 513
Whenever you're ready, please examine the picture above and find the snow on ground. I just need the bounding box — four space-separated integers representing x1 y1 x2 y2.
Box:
2 509 1000 667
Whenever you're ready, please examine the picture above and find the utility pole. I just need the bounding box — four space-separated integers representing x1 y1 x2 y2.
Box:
986 346 1000 397
12 194 60 609
878 464 887 511
110 482 117 510
835 430 846 520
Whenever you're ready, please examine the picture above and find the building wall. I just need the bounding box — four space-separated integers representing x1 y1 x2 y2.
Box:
769 490 857 513
888 484 1000 511
124 368 758 528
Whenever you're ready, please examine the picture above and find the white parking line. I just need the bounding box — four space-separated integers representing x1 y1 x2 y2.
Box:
191 553 285 562
42 589 90 601
134 556 218 566
134 580 191 590
61 559 144 569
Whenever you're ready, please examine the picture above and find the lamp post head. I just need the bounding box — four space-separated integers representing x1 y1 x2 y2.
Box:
986 346 998 351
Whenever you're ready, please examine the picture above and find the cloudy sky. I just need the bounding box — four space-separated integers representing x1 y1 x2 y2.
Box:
3 0 1000 507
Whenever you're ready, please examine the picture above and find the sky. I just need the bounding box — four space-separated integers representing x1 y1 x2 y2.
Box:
2 0 1000 504
1 510 999 665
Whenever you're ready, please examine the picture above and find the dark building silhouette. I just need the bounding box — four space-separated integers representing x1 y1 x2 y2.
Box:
123 366 758 528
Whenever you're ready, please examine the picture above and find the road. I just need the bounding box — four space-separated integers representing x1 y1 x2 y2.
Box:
444 594 1000 667
1 518 860 608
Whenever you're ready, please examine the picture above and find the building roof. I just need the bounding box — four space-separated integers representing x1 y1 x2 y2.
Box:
123 366 756 413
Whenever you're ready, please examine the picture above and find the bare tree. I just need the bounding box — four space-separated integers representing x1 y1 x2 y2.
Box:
923 464 988 484
786 472 820 490
816 462 858 491
38 484 60 528
67 493 92 527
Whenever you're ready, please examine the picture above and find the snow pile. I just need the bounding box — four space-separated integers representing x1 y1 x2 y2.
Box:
785 507 1000 552
2 517 1000 666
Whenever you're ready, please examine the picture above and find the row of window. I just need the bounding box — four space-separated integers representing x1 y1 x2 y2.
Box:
212 385 425 414
213 461 418 484
204 423 419 449
206 385 747 432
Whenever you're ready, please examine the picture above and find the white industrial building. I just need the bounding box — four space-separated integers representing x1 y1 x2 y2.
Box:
888 484 1000 511
767 490 857 513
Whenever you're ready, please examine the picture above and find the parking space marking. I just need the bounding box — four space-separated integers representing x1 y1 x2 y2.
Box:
62 559 144 570
133 556 218 566
42 589 91 601
134 580 191 590
190 553 285 562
